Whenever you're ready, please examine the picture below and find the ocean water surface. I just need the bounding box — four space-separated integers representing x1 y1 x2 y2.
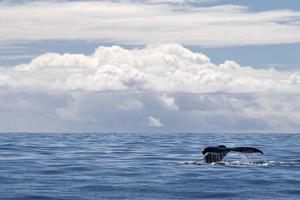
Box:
0 133 299 200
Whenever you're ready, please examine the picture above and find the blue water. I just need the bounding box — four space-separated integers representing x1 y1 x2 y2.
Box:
0 133 299 200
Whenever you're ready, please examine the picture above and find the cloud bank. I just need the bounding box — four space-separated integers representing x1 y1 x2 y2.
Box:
1 1 300 46
0 44 299 132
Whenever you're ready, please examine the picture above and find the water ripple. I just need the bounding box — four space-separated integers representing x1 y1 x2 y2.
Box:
0 133 299 200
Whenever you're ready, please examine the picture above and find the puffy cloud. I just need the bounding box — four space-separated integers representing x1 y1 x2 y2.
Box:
1 1 300 46
160 94 179 110
1 43 299 94
148 116 163 127
0 44 299 132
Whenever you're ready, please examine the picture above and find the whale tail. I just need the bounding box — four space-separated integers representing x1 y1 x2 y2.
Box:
202 146 263 163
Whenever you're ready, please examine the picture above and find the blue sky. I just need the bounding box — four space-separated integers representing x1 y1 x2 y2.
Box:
207 0 300 11
0 0 299 133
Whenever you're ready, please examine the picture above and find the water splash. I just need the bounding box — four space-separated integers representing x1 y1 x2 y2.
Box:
181 153 300 167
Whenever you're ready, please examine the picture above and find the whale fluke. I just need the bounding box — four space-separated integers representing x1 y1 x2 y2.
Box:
229 147 264 154
202 145 263 163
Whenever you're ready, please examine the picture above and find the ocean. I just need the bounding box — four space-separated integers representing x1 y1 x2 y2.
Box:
0 133 299 200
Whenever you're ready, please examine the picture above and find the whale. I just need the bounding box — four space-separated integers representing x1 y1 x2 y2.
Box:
202 145 263 163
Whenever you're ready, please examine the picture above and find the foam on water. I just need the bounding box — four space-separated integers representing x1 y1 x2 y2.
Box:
181 159 300 167
181 152 300 167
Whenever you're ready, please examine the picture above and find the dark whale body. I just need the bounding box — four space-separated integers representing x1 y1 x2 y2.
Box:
202 145 263 163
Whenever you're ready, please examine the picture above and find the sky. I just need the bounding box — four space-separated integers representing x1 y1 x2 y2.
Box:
0 0 299 133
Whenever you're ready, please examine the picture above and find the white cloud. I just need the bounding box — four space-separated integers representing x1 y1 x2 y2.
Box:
0 43 299 94
160 94 178 110
148 116 163 127
1 1 300 46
